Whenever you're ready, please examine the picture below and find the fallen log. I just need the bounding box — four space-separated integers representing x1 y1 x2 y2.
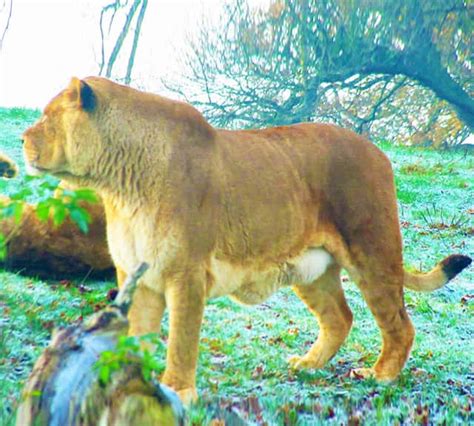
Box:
16 262 184 426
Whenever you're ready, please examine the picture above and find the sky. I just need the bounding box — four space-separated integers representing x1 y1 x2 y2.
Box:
0 0 229 108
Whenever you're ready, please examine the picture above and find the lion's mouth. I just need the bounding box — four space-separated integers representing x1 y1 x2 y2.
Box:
23 156 47 176
25 164 45 176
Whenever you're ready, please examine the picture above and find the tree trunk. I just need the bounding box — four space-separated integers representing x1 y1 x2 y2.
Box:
413 56 474 129
361 46 474 130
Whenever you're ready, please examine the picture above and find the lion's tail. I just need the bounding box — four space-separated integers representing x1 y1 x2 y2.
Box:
404 254 471 292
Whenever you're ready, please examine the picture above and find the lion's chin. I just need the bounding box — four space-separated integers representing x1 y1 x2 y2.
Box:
24 162 46 177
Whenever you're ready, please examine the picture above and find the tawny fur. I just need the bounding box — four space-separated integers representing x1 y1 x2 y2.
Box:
22 77 471 402
1 151 112 277
0 177 112 277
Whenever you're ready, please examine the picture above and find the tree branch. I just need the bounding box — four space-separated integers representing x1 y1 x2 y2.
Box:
105 0 141 78
0 0 13 51
124 0 147 84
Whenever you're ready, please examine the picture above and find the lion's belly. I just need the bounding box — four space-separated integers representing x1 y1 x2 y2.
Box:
208 248 333 304
105 204 334 302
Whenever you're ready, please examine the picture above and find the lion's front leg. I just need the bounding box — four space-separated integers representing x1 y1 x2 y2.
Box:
161 270 206 405
128 285 166 336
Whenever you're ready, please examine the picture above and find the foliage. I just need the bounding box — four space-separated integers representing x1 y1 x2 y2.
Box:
0 176 98 260
95 334 166 385
35 185 98 233
170 0 473 146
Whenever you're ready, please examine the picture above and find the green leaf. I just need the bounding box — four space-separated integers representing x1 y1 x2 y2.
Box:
39 176 59 190
110 360 120 370
51 203 67 227
35 201 51 222
73 188 99 203
0 203 14 219
10 188 33 200
0 234 7 260
12 202 24 224
98 365 110 385
0 201 23 223
69 206 91 233
142 365 151 381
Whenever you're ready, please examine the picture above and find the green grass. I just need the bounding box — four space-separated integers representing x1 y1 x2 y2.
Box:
0 110 473 425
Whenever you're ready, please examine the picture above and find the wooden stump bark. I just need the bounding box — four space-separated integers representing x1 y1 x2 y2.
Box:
16 263 184 426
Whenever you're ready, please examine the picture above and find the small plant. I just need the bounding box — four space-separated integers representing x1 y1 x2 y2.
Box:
400 163 429 175
94 334 166 385
35 186 98 233
417 203 469 230
0 175 98 259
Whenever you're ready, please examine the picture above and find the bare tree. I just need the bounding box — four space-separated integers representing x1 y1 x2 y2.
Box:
99 0 148 84
168 0 472 145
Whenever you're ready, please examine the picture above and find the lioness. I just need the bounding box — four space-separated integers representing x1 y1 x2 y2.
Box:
22 77 471 403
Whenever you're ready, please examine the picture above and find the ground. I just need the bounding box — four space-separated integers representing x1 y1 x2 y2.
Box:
0 107 472 425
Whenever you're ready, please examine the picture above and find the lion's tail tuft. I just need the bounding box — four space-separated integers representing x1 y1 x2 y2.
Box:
404 254 472 292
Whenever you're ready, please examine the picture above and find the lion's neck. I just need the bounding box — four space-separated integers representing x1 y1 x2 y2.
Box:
60 137 167 207
63 100 214 206
93 143 166 205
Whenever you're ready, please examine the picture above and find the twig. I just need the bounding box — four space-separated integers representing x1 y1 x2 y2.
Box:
0 0 13 51
124 0 147 84
105 0 141 78
114 262 149 314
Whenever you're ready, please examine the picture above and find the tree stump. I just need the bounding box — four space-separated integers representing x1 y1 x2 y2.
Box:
16 263 184 426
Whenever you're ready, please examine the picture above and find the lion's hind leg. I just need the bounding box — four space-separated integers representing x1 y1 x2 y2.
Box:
352 264 414 382
289 264 353 370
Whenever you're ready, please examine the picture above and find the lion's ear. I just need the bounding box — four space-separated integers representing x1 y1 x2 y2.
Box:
68 77 96 112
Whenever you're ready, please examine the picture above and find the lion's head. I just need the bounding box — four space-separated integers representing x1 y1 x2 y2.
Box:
22 78 99 179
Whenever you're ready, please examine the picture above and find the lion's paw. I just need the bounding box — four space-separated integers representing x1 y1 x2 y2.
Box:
288 354 324 370
350 367 374 380
350 367 396 383
176 387 198 406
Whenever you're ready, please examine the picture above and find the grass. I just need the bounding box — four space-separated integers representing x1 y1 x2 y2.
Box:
0 109 473 425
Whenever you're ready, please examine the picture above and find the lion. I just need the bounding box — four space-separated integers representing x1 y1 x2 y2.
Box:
0 153 112 277
22 77 471 403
